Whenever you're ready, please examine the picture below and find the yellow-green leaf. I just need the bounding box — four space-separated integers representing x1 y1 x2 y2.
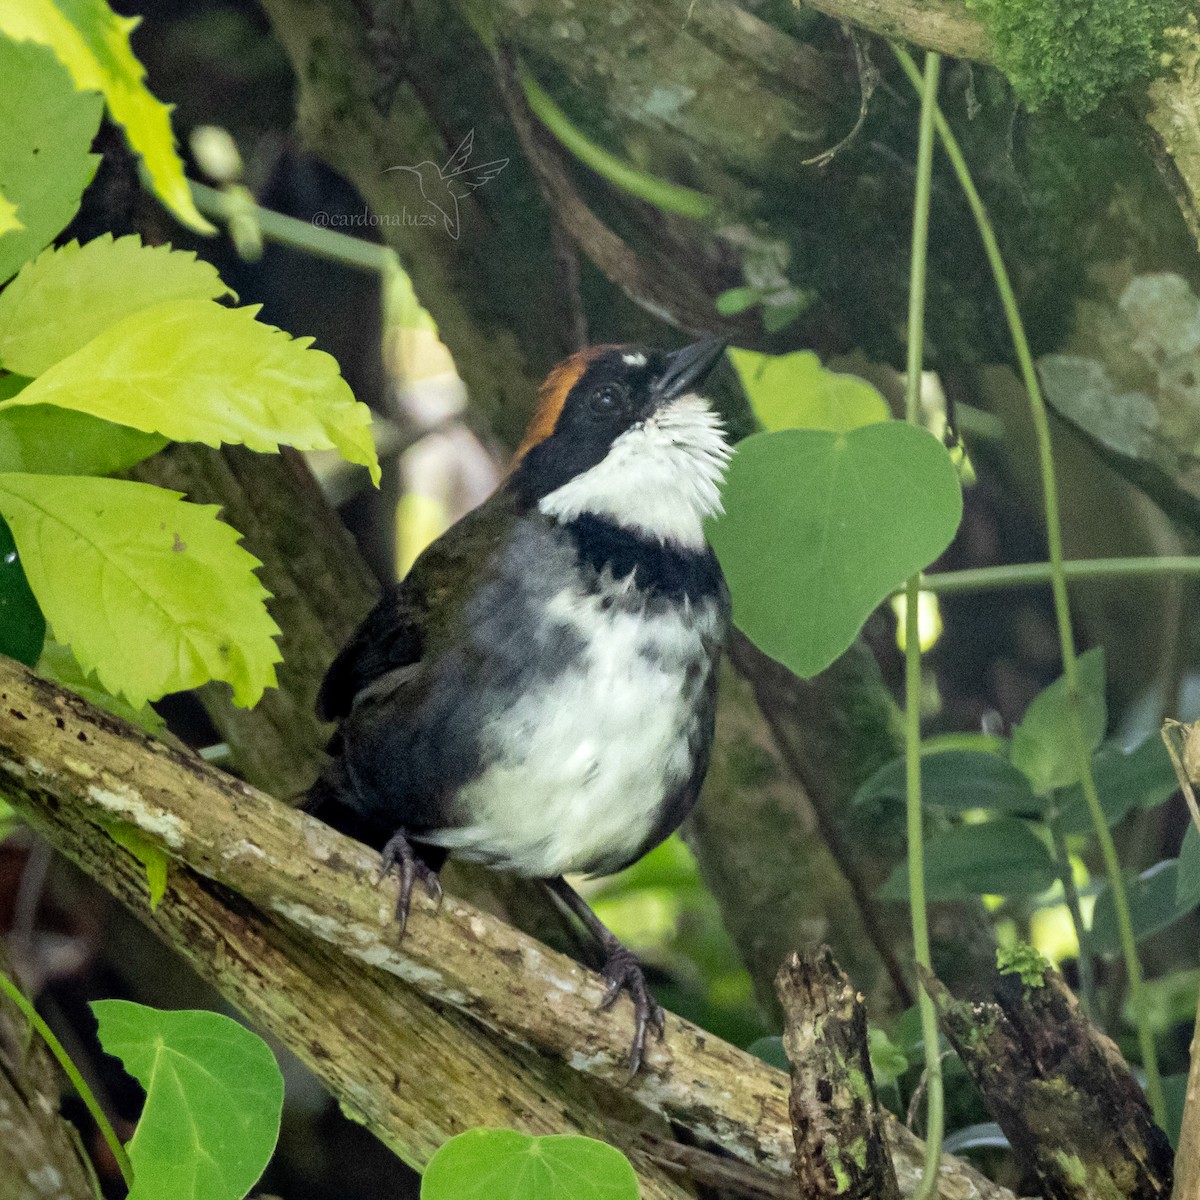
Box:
0 187 22 236
0 235 231 376
730 347 891 433
0 472 281 708
0 0 213 233
4 300 381 483
37 639 166 736
0 36 102 285
97 816 169 909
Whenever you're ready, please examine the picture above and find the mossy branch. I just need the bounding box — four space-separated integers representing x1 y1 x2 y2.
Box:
0 655 1015 1200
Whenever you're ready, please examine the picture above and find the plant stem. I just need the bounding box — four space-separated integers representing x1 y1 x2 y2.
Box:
918 555 1200 595
904 49 944 1200
0 968 134 1189
189 180 398 274
891 42 1167 1127
1047 814 1097 1019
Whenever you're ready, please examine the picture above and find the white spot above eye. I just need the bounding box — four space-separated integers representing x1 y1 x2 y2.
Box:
622 352 647 366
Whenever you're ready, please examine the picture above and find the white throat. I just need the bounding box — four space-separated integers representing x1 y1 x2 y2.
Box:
537 394 731 549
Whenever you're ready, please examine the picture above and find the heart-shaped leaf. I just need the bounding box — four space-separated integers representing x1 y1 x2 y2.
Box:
709 423 962 679
421 1129 638 1200
855 749 1039 815
92 1001 283 1200
1010 647 1106 796
1091 860 1200 955
882 819 1056 901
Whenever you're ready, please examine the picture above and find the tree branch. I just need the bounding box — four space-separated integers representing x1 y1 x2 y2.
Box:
0 656 1013 1200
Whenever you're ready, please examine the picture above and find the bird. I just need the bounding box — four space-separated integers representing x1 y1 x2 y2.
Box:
385 130 509 239
308 337 732 1073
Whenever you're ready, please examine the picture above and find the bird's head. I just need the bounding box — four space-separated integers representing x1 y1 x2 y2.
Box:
510 338 731 550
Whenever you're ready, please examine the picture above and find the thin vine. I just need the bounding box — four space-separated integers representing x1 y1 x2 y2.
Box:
0 967 134 1189
891 41 1167 1126
903 48 945 1200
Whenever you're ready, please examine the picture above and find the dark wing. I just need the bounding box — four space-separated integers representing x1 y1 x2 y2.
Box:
315 583 426 722
315 488 517 723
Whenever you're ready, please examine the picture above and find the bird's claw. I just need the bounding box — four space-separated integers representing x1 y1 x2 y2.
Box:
599 947 665 1079
379 831 443 934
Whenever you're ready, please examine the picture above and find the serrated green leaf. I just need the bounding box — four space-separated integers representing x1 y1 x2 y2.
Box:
0 0 213 234
855 749 1039 815
4 299 380 484
1010 648 1107 796
0 405 165 476
92 1000 283 1200
421 1129 638 1200
0 235 231 376
709 423 962 679
1091 860 1198 956
97 817 168 908
882 819 1056 901
729 348 890 433
37 639 166 736
0 473 281 708
0 513 45 666
1177 823 1200 909
1056 734 1180 834
0 187 21 236
0 37 101 285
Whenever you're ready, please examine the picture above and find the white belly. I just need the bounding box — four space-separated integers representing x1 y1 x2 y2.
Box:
425 587 717 877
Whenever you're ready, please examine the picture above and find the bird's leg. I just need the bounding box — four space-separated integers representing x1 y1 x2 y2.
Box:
545 876 666 1077
379 829 443 934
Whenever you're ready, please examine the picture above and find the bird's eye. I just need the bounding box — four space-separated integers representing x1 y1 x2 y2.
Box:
589 383 627 416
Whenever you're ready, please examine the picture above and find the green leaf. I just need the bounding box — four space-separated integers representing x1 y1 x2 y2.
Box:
1 0 213 233
1091 860 1199 956
882 819 1056 901
746 1036 789 1070
1009 648 1107 796
421 1129 638 1200
37 640 166 736
867 1026 909 1087
0 472 281 708
1056 733 1180 834
855 749 1039 815
0 37 101 285
0 235 231 376
714 286 762 316
4 300 380 484
96 817 168 909
91 1000 283 1200
0 405 165 476
728 348 890 433
1177 823 1200 909
0 514 45 666
709 423 963 679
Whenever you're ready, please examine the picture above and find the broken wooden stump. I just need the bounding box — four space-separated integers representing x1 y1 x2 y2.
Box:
777 945 901 1200
921 955 1173 1199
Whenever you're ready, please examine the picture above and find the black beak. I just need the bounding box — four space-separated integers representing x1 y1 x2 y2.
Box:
653 336 727 401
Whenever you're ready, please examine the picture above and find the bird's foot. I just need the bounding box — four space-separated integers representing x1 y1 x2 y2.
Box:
598 946 665 1079
379 830 443 934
